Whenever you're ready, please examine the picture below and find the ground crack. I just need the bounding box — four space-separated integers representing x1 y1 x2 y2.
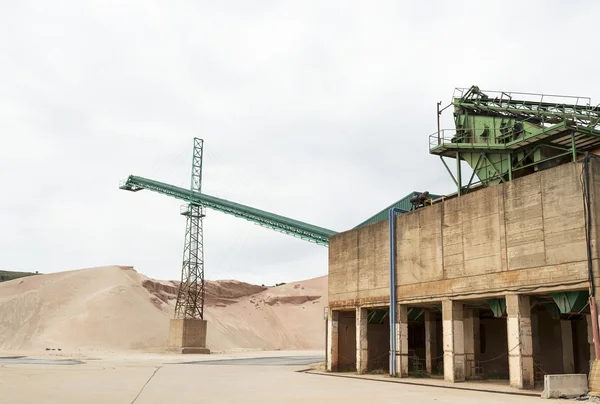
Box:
131 366 162 403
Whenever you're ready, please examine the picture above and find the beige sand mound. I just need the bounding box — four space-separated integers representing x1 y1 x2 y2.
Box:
0 266 326 352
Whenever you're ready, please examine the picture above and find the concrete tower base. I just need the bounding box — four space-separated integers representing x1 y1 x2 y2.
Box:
167 319 210 354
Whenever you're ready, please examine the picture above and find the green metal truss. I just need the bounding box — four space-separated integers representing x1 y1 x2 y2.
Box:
431 85 600 194
120 175 337 246
551 291 589 314
487 298 506 317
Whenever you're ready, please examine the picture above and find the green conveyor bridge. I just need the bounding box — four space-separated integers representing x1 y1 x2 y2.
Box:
120 175 337 246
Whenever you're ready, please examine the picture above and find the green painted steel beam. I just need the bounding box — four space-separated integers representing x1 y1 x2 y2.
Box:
120 175 337 246
368 309 389 324
431 122 570 155
551 291 589 314
482 154 506 183
572 125 600 138
465 154 482 192
487 298 506 317
455 102 598 121
504 122 568 148
433 144 510 152
439 157 458 186
409 308 424 322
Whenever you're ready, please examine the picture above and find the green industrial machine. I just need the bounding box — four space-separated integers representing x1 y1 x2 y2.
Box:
430 85 600 195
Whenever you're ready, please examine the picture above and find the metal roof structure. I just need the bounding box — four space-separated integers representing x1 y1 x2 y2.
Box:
354 191 441 228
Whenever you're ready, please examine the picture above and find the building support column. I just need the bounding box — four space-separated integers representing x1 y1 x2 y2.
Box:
443 299 465 382
327 310 339 372
456 152 462 196
561 320 575 374
356 307 368 374
587 314 595 369
464 308 476 378
397 304 409 377
425 309 437 375
506 294 534 389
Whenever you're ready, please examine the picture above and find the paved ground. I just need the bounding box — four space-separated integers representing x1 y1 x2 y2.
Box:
0 350 549 403
181 355 324 366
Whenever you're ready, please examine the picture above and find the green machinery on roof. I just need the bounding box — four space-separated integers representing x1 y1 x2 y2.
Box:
430 85 600 195
120 175 337 246
354 191 441 228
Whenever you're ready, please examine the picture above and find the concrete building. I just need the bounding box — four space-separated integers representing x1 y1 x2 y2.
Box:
326 159 600 389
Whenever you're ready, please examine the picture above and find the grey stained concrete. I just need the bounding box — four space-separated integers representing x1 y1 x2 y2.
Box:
0 350 547 404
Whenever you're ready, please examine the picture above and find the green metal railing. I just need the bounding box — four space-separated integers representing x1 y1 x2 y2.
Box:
120 175 337 246
431 85 600 194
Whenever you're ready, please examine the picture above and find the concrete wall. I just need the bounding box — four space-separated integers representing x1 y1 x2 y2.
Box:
329 161 592 309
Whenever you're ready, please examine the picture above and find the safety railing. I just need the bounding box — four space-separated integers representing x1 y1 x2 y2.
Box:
452 86 600 126
429 118 570 151
179 203 206 217
454 86 593 110
429 128 516 150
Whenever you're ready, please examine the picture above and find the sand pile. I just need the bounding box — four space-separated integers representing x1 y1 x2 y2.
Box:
0 266 326 353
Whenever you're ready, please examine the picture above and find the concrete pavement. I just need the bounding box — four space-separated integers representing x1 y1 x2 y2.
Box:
0 351 547 403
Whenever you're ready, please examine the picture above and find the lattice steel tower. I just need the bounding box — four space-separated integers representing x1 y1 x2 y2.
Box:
174 138 206 319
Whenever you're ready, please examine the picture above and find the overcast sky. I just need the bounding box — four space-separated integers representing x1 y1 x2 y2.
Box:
1 1 599 285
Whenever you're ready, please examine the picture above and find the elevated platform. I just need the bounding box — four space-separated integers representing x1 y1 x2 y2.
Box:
430 122 600 157
430 85 600 193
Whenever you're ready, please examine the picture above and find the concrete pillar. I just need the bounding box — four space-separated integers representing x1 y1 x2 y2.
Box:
561 320 575 374
464 308 475 378
531 311 540 366
397 304 409 377
327 310 339 372
587 314 595 368
356 307 368 374
425 309 437 374
167 319 209 354
442 299 465 382
506 294 534 389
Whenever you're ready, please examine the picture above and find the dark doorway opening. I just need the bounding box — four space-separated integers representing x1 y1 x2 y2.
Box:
367 308 389 372
337 311 356 372
479 308 509 380
408 307 426 375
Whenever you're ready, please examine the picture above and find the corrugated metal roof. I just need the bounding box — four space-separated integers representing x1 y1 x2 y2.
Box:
354 191 441 228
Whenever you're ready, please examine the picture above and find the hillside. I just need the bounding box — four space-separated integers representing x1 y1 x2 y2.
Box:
0 270 39 283
0 266 327 353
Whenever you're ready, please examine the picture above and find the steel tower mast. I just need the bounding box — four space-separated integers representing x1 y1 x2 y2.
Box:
174 138 205 319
